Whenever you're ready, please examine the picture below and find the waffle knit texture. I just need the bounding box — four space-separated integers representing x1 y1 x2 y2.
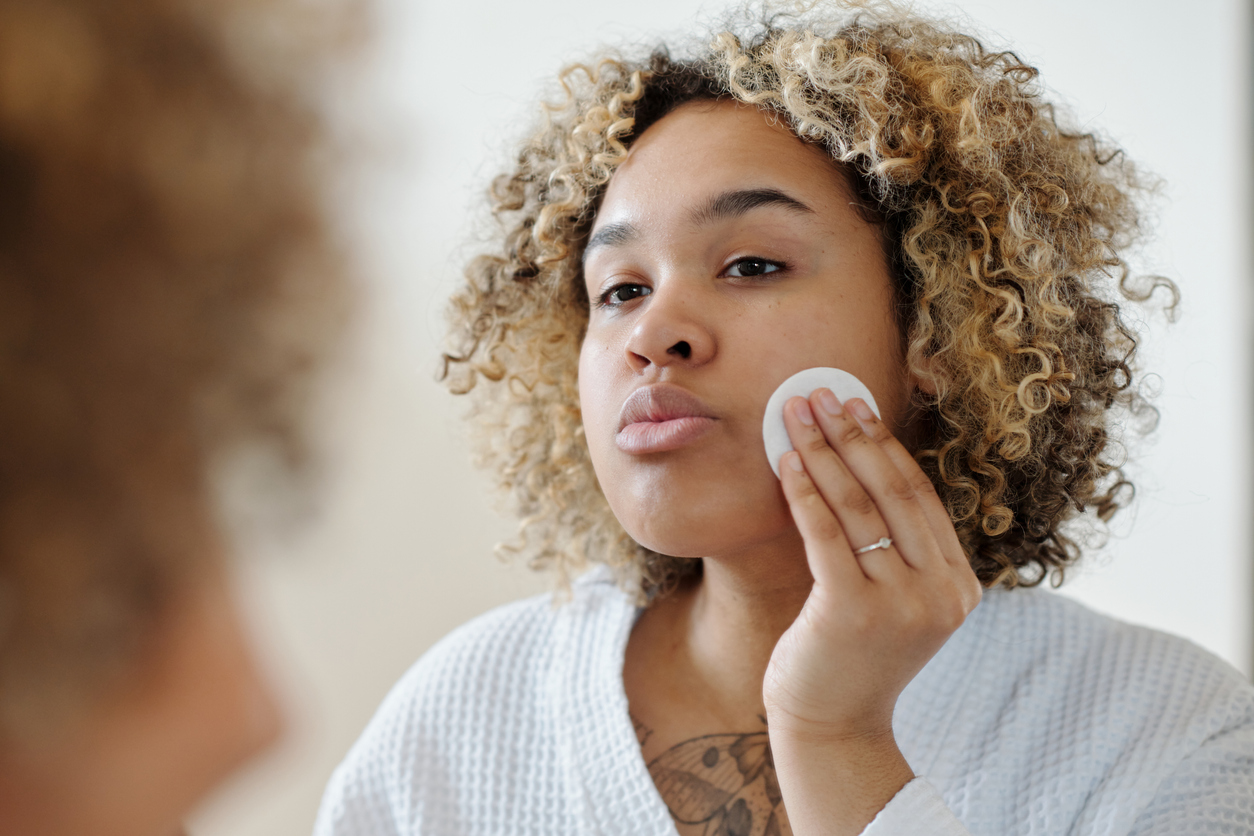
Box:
314 568 1254 835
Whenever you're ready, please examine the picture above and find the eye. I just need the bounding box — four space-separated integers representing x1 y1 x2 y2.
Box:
598 282 652 307
725 257 784 278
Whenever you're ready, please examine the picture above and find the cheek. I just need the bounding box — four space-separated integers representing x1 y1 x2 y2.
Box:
577 340 617 469
762 298 908 421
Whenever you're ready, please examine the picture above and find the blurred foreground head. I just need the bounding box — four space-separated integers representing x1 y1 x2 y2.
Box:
0 0 351 833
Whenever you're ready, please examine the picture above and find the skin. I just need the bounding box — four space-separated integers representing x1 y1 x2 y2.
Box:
0 559 281 836
580 100 982 835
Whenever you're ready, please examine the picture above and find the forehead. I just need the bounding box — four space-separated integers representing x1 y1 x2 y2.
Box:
592 99 860 229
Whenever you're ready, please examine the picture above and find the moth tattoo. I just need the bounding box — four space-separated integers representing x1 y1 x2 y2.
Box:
646 727 787 836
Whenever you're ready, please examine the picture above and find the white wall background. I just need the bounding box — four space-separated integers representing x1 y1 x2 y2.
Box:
189 1 1252 834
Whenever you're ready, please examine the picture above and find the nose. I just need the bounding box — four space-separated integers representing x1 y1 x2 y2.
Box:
624 286 715 373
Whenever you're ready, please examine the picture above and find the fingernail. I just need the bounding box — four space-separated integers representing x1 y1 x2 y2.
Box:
816 388 842 416
849 399 875 422
792 398 815 426
786 451 804 472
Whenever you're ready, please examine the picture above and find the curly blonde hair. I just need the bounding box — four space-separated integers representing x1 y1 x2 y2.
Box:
441 2 1174 600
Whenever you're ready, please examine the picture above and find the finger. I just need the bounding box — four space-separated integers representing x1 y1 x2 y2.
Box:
777 398 907 581
843 397 969 570
845 398 983 613
806 390 943 573
783 397 905 582
778 450 871 588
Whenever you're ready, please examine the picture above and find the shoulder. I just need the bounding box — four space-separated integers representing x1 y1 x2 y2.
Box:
313 567 636 835
350 569 632 756
392 566 631 714
953 587 1254 745
976 587 1251 717
905 586 1254 828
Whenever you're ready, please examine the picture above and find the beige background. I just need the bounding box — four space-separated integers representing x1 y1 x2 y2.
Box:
189 0 1252 833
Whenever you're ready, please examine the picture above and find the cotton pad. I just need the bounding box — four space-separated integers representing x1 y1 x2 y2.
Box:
762 367 881 478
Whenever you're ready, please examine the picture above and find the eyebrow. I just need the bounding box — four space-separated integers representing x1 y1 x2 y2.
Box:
582 188 815 262
688 187 815 227
584 220 639 260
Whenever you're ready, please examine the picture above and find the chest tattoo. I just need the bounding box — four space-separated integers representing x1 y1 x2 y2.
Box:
633 716 787 836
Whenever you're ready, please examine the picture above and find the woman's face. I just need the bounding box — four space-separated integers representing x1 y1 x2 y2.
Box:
579 99 919 561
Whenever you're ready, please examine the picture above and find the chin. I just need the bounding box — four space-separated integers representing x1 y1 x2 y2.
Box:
611 481 793 560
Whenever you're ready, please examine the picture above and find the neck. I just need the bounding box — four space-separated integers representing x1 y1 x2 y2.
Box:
630 533 814 730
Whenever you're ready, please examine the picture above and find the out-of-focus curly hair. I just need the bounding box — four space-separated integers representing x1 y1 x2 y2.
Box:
442 1 1175 601
0 0 349 736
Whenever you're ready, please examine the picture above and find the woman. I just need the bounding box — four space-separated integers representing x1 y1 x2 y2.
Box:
0 1 350 834
315 4 1252 834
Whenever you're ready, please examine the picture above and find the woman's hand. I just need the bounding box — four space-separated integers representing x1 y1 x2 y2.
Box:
763 389 982 835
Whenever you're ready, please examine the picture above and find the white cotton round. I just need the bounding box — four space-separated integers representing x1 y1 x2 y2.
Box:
762 367 881 478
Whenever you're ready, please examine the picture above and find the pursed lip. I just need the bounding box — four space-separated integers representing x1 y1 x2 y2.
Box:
615 384 717 454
